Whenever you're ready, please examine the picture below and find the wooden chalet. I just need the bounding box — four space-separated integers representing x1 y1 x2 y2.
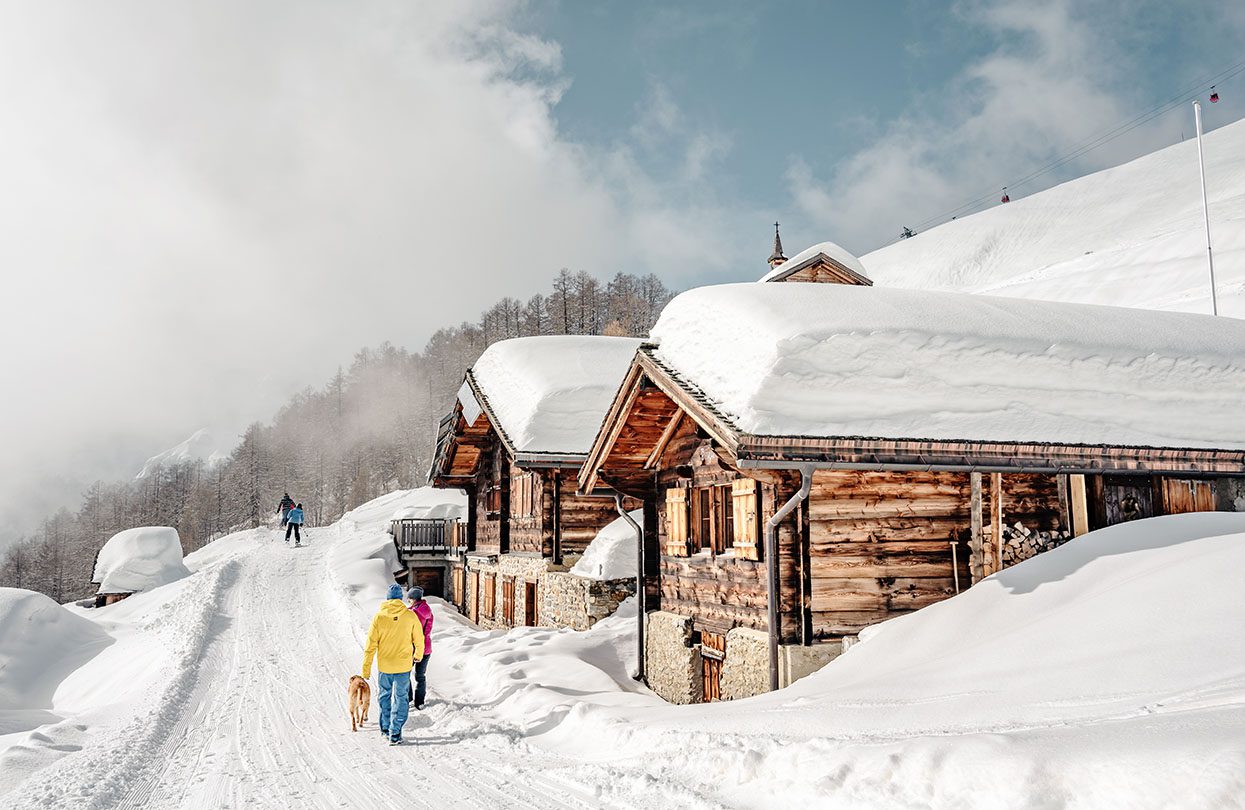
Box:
578 279 1245 704
430 335 644 630
760 225 873 286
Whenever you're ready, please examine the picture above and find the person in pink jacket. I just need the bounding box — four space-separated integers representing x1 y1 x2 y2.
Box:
406 587 434 709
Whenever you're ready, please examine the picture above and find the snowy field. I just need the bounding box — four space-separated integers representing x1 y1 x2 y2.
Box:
864 116 1245 318
2 490 1244 808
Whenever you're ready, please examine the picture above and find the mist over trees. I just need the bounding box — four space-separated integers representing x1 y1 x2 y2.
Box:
1 269 674 601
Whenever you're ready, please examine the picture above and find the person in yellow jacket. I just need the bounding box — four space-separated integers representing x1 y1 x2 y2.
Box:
362 583 425 745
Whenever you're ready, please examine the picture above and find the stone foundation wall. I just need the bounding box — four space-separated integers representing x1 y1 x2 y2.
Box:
780 640 843 687
645 611 701 704
720 627 768 700
540 572 634 631
465 554 548 630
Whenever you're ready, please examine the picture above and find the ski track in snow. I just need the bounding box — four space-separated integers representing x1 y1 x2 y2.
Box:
6 529 663 810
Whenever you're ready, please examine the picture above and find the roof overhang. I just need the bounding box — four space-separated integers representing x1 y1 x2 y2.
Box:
764 252 873 285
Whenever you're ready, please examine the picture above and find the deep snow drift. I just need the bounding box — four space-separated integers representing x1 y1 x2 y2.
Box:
650 282 1245 447
569 510 643 580
863 115 1245 317
91 527 191 594
0 590 111 735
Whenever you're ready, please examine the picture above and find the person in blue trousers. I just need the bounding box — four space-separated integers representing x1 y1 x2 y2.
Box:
361 583 425 745
285 503 305 546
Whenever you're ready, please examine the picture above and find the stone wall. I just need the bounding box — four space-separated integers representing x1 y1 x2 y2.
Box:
780 640 842 687
540 572 634 631
645 611 701 704
719 626 768 700
1216 478 1245 512
464 553 548 630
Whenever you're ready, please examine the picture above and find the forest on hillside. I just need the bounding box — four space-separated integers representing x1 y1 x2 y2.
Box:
0 269 675 601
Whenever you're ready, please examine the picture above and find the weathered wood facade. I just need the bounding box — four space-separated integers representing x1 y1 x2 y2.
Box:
579 347 1245 704
430 371 636 630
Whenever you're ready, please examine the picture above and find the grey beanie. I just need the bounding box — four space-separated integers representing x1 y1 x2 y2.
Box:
406 586 425 601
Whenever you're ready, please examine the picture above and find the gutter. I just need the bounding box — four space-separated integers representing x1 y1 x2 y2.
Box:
737 459 1234 477
763 465 814 692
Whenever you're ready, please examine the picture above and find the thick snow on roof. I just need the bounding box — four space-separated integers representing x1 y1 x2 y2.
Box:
93 527 191 594
650 283 1245 448
569 510 642 581
863 116 1245 317
759 241 868 282
469 335 643 455
388 486 468 522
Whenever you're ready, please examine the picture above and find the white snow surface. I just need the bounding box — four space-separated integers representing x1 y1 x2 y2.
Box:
863 115 1245 317
468 335 643 455
385 485 468 522
135 428 227 479
91 527 191 594
7 492 1245 808
758 240 869 282
569 510 642 580
0 589 111 735
649 282 1245 447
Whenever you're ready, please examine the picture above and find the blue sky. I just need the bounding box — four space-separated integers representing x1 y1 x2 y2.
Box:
525 0 1245 273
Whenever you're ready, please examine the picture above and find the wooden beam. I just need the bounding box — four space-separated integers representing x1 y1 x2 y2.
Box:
1069 474 1089 536
644 410 685 470
990 472 1003 574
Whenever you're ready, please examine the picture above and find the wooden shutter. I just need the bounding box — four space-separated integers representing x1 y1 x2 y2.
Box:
665 487 689 557
731 478 759 560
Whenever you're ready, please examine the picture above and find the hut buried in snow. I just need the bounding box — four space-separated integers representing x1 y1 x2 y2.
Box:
92 527 191 606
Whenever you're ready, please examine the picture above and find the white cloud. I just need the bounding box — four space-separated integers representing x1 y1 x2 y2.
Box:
788 0 1171 251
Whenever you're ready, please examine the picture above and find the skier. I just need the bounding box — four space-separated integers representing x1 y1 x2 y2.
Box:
362 583 425 745
405 587 434 709
285 502 305 546
277 493 295 527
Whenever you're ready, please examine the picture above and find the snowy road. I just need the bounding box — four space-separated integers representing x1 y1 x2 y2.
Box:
5 525 665 810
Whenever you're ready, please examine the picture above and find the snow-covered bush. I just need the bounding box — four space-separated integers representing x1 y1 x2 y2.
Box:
92 527 191 594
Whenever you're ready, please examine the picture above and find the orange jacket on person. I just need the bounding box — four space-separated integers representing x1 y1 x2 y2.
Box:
361 599 425 677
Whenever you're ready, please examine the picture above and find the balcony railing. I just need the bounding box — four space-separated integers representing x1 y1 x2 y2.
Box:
390 518 468 558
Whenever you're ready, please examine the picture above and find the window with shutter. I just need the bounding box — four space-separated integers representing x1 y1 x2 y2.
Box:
731 478 759 560
664 487 689 556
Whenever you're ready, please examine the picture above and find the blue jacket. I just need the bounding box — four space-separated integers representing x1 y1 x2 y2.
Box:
286 507 305 525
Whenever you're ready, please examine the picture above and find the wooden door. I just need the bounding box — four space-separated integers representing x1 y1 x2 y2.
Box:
524 580 539 626
1161 479 1216 514
452 568 464 611
502 577 516 626
1101 475 1154 526
413 568 443 598
469 571 479 623
701 631 725 702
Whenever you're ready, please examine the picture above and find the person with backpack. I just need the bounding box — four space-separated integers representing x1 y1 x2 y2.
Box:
362 583 425 745
405 587 433 709
285 502 305 546
277 493 295 527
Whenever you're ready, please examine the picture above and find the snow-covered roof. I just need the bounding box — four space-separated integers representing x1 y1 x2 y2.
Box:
759 241 869 283
649 283 1245 449
569 510 642 581
92 527 191 594
468 336 644 456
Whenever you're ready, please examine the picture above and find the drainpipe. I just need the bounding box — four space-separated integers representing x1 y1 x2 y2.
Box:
615 493 645 682
764 466 814 692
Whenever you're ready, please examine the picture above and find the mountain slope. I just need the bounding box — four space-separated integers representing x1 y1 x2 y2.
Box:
135 429 226 480
863 116 1245 316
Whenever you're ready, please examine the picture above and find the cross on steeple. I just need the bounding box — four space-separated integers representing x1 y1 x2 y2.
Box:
768 221 787 268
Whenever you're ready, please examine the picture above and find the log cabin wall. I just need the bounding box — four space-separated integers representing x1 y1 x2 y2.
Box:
653 421 804 641
473 441 508 554
806 470 974 638
507 463 546 555
554 469 634 557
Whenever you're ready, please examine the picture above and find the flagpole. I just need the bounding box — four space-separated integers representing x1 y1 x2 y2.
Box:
1193 100 1219 316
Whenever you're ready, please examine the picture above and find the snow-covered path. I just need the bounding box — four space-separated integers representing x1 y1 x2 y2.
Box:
5 524 658 810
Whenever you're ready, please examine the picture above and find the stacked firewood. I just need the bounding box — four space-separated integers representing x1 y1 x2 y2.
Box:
1001 522 1072 565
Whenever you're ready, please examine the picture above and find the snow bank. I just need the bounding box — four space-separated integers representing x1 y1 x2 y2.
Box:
0 589 111 734
758 240 868 282
863 115 1245 317
469 335 643 454
650 283 1245 448
92 527 191 594
570 510 642 580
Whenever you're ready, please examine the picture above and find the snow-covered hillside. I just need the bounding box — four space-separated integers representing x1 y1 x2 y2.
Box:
864 116 1245 317
135 428 227 479
4 493 1244 808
